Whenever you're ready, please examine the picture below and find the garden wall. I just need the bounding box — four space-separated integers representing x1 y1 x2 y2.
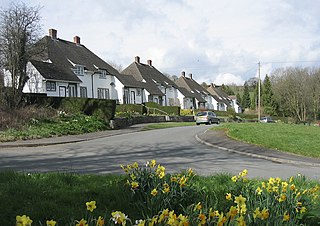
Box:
109 116 195 129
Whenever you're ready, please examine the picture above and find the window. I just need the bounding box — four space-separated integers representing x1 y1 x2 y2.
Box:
136 88 141 96
74 66 84 75
46 81 56 91
80 87 87 98
97 88 110 99
99 70 107 79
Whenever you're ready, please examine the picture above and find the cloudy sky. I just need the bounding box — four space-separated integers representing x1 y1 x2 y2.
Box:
2 0 320 85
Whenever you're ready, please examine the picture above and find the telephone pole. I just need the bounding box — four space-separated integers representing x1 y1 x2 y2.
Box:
258 62 261 122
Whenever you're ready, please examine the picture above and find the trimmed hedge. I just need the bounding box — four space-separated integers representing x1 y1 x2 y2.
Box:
22 94 116 121
145 102 180 116
116 104 147 115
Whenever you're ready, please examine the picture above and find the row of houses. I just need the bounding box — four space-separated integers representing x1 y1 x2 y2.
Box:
4 29 241 113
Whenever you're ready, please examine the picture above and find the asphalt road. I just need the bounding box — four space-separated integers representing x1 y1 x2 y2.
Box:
1 125 319 179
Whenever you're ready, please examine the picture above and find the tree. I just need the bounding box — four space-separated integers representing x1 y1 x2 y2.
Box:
200 82 208 88
236 92 242 108
262 75 278 115
221 84 235 95
242 82 251 109
0 2 42 107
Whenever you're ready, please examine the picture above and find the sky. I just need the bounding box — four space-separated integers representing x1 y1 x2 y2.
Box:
1 0 320 85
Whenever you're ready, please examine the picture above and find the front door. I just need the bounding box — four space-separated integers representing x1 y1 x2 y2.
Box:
130 91 136 104
68 84 76 97
59 86 66 97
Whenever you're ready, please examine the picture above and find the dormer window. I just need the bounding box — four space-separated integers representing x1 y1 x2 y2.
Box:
74 65 84 75
99 70 107 79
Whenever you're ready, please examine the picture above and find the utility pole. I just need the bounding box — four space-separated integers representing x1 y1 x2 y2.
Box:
258 62 261 122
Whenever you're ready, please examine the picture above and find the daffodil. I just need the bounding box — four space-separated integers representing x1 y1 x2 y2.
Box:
151 188 158 196
198 213 206 225
225 193 232 200
179 176 188 187
283 212 290 222
46 219 57 226
131 181 139 189
86 201 96 212
150 159 156 168
278 193 287 202
194 202 202 211
76 219 88 226
237 215 246 226
132 162 139 168
253 207 261 219
255 187 262 195
231 176 238 182
261 208 269 220
16 215 33 226
134 219 145 226
111 211 128 225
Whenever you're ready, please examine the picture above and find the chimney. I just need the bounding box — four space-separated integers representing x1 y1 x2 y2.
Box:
73 36 80 44
135 56 140 63
181 71 185 77
189 73 193 79
147 60 152 66
49 29 57 39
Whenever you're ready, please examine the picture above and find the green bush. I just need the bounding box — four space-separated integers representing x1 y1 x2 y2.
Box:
145 102 180 115
116 104 146 116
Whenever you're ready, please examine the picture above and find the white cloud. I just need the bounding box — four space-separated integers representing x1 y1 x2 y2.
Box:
2 0 320 84
213 73 245 86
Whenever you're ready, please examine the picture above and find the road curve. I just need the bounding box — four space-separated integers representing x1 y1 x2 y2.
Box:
0 125 319 179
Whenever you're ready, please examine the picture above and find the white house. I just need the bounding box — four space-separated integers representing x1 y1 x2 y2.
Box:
22 29 119 100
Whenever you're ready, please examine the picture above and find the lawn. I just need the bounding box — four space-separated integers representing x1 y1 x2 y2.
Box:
1 160 319 226
214 123 320 158
141 122 195 130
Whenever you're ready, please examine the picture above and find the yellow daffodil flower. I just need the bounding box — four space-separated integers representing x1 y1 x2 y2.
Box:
131 181 139 189
225 193 232 200
16 215 33 226
283 212 290 222
46 219 57 226
151 188 158 196
86 201 96 212
96 216 105 226
111 211 128 225
76 219 88 226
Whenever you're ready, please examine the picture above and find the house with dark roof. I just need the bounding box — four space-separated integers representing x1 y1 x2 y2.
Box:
121 56 180 106
175 72 215 109
23 29 119 100
207 83 233 111
114 73 147 104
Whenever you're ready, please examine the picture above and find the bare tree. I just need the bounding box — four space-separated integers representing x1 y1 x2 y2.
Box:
107 60 123 73
0 2 42 107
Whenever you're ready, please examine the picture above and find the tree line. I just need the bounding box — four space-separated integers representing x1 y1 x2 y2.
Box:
235 67 320 122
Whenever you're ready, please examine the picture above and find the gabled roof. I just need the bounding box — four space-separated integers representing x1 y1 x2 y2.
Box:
31 33 119 82
175 74 207 102
116 73 145 89
121 57 178 96
207 84 232 107
30 60 81 83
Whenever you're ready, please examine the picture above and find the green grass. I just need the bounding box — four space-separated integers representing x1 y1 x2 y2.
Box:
0 170 319 226
214 123 320 158
0 114 109 142
141 122 195 130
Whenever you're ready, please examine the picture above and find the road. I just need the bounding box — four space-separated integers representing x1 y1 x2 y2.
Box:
1 125 319 179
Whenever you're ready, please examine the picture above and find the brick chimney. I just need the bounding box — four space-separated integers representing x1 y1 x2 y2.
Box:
181 71 185 77
49 29 57 39
73 36 80 44
135 56 140 63
189 73 193 79
147 60 152 66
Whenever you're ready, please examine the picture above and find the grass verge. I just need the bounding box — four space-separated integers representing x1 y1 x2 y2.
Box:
212 123 320 158
141 122 195 130
1 161 320 226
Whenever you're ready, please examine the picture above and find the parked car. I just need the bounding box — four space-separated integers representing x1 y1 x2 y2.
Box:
260 117 274 123
196 111 220 125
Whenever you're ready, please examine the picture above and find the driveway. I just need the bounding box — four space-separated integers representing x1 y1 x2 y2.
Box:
0 125 319 179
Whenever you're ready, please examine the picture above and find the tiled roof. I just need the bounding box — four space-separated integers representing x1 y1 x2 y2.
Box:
175 75 206 102
116 73 145 88
32 35 119 81
122 61 174 96
30 60 81 82
207 84 232 107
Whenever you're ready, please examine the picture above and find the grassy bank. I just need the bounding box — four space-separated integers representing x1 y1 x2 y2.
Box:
214 123 320 158
141 122 195 130
1 160 320 225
